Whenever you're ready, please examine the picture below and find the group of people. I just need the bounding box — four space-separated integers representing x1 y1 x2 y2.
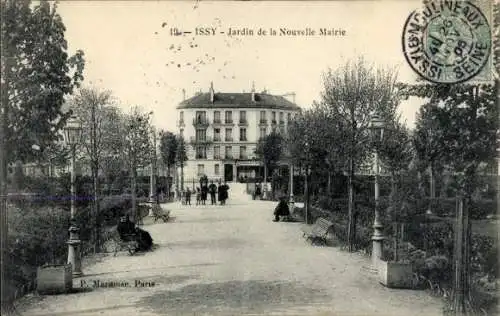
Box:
179 180 230 206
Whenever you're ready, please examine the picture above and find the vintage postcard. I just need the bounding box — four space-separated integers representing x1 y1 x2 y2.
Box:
1 0 498 315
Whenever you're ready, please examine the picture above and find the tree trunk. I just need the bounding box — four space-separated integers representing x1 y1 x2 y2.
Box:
453 195 471 315
347 157 355 252
0 51 11 310
304 166 310 224
326 169 332 197
429 163 435 213
92 166 100 252
166 166 170 200
131 167 137 223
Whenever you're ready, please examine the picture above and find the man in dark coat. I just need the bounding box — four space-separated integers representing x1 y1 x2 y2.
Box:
273 196 290 222
117 215 136 240
208 180 217 205
117 215 153 251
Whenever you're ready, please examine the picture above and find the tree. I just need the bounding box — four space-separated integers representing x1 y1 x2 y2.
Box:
287 108 330 223
1 0 84 309
159 131 178 196
1 0 85 163
175 135 188 191
122 107 152 222
378 118 413 197
400 82 497 314
378 118 413 262
255 131 285 199
70 87 120 252
318 58 400 251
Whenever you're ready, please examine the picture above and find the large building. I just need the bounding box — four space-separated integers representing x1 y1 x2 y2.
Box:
175 83 301 183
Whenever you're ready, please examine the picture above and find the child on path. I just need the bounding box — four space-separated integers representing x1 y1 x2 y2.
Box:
196 187 201 205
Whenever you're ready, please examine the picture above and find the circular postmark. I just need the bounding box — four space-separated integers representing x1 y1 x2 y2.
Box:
402 1 491 84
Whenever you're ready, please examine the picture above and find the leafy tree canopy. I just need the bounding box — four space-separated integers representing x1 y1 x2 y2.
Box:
1 0 85 163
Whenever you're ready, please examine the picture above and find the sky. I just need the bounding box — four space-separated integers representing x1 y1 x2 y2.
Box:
56 0 430 132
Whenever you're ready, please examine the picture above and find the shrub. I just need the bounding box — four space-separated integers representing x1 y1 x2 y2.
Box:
6 203 70 299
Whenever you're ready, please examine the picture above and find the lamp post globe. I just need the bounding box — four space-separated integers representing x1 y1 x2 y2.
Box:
63 115 83 277
368 112 385 268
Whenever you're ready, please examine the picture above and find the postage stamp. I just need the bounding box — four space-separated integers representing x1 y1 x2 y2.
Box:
402 0 492 84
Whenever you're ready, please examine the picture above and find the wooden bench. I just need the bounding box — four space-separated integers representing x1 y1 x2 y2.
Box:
301 217 334 245
113 233 138 256
151 204 170 223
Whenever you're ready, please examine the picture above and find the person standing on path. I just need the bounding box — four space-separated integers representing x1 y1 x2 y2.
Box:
217 182 224 205
195 187 201 205
185 188 192 206
201 184 208 205
209 180 217 205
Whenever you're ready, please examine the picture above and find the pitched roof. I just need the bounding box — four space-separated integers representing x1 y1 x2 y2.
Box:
176 92 301 111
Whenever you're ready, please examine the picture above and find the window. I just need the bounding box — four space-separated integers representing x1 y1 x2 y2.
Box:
214 146 220 159
272 111 276 122
239 111 246 123
195 129 206 141
239 128 247 141
196 146 207 159
271 126 277 133
279 125 285 134
279 112 284 123
240 146 247 159
213 128 221 141
260 111 266 123
287 113 291 122
179 111 184 122
260 127 266 138
180 128 184 137
214 111 221 123
197 164 205 176
225 111 233 123
225 128 233 141
214 164 220 175
195 111 207 123
225 146 232 159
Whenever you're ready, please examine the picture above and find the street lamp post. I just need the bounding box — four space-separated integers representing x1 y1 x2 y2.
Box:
63 115 83 277
369 113 385 268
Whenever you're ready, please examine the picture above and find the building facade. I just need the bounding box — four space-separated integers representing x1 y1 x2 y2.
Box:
176 83 300 183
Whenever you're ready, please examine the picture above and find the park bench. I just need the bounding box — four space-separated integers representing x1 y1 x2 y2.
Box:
113 233 138 256
151 204 170 223
301 217 334 245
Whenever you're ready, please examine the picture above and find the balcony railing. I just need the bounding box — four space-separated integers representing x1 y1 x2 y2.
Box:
225 137 233 142
259 119 267 125
238 119 248 126
176 119 185 127
213 119 222 124
224 119 234 124
213 154 221 160
224 154 233 160
239 137 248 142
279 120 285 125
192 117 210 127
213 136 221 142
271 119 277 125
190 136 212 144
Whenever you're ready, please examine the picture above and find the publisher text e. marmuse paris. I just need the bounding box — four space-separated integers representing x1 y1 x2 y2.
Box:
227 27 346 36
80 279 156 288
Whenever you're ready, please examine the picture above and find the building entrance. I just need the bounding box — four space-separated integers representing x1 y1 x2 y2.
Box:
224 164 233 182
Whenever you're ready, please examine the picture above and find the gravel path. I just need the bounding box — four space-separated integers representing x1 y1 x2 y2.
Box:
15 196 443 316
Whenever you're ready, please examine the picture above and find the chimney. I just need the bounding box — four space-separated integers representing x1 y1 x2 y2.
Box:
209 82 214 103
182 89 186 101
251 81 256 102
